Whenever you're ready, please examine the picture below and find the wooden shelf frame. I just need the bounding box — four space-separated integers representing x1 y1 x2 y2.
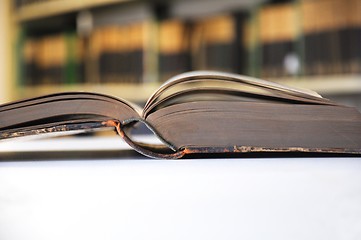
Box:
17 74 361 104
18 82 162 103
15 0 133 22
272 74 361 96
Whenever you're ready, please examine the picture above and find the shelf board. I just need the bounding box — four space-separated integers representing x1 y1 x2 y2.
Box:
272 74 361 96
15 0 133 22
18 82 161 103
15 74 361 103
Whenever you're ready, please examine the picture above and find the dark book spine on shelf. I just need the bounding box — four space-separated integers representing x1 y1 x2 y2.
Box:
348 0 361 74
300 0 351 76
88 29 101 83
330 0 346 75
158 19 192 82
95 26 126 83
54 34 66 85
129 22 145 84
35 37 45 85
301 0 320 75
76 37 86 83
259 3 298 78
191 14 236 73
93 23 146 84
65 31 83 84
242 7 262 78
22 38 37 85
318 0 341 75
33 34 66 85
233 12 248 75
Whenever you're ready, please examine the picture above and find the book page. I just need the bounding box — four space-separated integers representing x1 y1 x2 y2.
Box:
146 101 361 155
143 71 331 118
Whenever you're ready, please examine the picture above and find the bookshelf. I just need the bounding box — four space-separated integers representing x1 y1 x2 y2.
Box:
11 0 160 103
0 0 12 103
3 0 361 107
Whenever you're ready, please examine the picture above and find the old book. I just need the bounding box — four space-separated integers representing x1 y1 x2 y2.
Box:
1 71 361 159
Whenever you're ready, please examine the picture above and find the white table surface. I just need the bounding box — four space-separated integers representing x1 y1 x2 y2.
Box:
0 136 361 240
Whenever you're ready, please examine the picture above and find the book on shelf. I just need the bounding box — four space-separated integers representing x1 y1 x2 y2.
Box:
342 0 361 74
301 0 339 75
243 0 361 78
158 19 192 82
22 32 83 85
18 1 156 86
301 0 361 75
90 23 145 83
88 2 156 84
1 71 361 159
191 14 239 73
258 2 298 78
158 11 248 81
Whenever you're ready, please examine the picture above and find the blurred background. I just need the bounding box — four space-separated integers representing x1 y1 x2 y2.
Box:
0 0 360 109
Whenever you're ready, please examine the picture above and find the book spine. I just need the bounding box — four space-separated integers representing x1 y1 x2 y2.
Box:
243 6 261 77
22 38 36 85
300 0 357 76
65 31 77 84
129 22 145 84
349 0 361 73
191 14 236 73
233 11 248 75
301 0 317 75
92 22 147 84
259 3 298 78
96 26 123 83
158 19 192 82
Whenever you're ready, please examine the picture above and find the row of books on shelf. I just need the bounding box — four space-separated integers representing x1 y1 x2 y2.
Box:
22 32 84 85
20 0 361 86
246 0 361 78
22 22 146 85
14 0 40 9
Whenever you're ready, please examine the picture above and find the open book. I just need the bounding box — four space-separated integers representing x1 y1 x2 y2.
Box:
1 71 361 158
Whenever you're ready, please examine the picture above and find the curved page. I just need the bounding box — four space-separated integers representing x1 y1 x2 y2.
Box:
143 85 336 117
143 71 331 117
